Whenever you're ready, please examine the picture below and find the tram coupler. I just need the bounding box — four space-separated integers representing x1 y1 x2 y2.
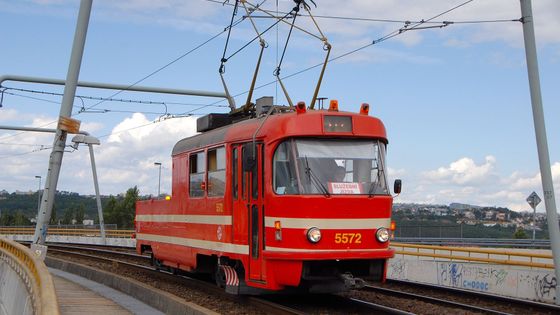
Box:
339 273 366 290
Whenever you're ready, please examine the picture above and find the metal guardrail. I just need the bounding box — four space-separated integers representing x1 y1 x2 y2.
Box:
0 238 60 314
0 227 134 238
395 237 551 249
391 242 554 269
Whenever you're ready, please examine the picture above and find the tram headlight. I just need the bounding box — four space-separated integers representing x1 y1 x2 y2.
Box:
376 227 390 243
306 227 322 243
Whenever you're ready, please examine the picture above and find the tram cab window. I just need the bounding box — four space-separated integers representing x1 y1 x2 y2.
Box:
273 139 389 195
189 152 205 197
273 141 299 194
208 147 226 197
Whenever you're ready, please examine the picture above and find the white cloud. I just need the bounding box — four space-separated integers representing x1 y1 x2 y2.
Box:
0 111 199 197
424 155 496 185
399 157 560 212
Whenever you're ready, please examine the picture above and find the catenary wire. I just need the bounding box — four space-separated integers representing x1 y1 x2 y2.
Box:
0 0 479 152
204 0 519 25
189 0 479 112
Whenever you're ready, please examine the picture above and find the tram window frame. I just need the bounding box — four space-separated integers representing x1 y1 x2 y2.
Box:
252 148 259 200
242 147 247 199
232 147 238 200
208 146 226 197
189 151 206 198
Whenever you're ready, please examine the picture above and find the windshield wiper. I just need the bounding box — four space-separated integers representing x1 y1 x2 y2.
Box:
368 168 383 197
304 156 330 197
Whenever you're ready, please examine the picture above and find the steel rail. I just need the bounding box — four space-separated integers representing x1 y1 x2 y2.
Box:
364 284 510 315
387 279 560 313
342 297 415 315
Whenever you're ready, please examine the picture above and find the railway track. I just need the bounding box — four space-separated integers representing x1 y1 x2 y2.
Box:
358 280 560 315
43 243 560 314
43 244 414 314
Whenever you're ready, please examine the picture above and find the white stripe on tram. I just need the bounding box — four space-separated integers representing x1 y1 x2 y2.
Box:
135 214 232 225
264 217 391 230
136 233 249 255
264 246 390 253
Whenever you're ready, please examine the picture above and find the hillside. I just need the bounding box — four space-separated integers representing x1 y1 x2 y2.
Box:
0 191 109 222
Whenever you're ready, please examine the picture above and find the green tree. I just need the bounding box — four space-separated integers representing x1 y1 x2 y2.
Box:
104 186 139 229
513 228 528 239
13 211 31 226
74 204 85 224
49 205 57 225
1 213 14 226
62 208 74 225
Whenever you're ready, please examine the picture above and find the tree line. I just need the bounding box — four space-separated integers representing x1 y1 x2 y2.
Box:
0 187 140 229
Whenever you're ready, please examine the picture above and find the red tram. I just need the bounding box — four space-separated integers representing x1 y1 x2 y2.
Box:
135 99 401 294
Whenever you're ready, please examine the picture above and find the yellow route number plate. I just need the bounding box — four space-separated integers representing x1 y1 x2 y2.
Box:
334 233 362 244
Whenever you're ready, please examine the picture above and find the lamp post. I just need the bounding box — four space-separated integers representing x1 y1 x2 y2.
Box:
71 134 106 244
35 176 42 214
154 162 162 198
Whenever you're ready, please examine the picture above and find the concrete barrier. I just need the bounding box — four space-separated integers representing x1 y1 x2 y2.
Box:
387 258 557 304
0 238 59 315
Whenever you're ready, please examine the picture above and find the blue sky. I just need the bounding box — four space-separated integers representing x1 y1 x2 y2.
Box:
0 0 558 212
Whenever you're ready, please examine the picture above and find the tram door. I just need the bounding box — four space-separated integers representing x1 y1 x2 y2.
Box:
242 143 265 282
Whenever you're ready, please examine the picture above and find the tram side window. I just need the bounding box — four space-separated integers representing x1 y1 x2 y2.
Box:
208 147 226 197
190 152 205 197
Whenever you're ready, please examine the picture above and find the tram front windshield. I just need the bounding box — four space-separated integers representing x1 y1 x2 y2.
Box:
273 139 389 195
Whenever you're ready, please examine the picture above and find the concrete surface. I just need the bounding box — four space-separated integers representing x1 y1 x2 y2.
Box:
50 268 161 315
46 257 219 315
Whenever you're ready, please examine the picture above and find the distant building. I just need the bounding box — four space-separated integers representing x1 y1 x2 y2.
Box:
464 211 475 220
83 219 94 226
0 190 8 195
485 211 494 220
496 213 506 221
15 190 34 195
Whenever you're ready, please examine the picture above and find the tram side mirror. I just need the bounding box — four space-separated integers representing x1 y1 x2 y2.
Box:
393 179 402 194
242 144 256 172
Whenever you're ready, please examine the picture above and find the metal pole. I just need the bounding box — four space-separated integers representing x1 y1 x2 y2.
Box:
33 0 92 246
88 144 106 244
35 176 41 215
532 204 537 240
520 0 560 304
0 74 227 99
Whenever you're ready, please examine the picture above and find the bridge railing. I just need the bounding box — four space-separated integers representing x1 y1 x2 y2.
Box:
391 242 553 269
0 226 134 238
0 238 59 315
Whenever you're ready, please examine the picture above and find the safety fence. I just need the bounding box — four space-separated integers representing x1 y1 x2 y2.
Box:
391 242 554 269
0 238 59 314
0 226 134 238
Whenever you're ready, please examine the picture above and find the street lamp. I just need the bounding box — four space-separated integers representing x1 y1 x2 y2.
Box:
35 175 42 215
154 162 162 198
71 134 106 244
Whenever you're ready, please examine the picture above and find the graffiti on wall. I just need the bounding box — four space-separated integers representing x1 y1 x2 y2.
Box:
389 258 557 303
519 273 557 302
387 259 405 279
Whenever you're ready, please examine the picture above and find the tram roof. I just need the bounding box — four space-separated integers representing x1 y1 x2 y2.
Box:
172 110 387 156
